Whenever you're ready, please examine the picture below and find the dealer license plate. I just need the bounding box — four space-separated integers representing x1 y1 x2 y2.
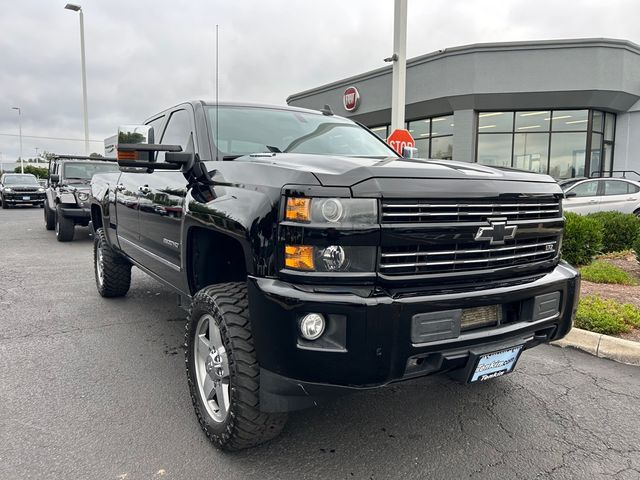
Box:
22 196 31 200
470 345 523 382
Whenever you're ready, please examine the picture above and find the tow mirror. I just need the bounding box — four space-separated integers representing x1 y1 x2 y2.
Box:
402 146 418 159
50 174 60 184
116 125 182 171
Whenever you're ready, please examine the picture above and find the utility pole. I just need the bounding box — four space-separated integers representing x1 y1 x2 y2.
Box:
11 107 24 173
389 0 408 133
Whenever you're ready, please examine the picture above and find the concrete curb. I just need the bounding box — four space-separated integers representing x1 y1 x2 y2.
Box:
552 328 640 366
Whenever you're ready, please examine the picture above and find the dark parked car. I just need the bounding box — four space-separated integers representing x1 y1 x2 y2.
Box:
90 101 580 451
43 156 119 241
0 173 46 208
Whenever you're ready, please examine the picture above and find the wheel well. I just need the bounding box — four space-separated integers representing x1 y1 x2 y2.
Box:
91 205 104 230
188 227 248 294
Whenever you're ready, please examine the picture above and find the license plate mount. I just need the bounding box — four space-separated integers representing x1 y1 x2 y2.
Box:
469 345 523 383
22 196 30 200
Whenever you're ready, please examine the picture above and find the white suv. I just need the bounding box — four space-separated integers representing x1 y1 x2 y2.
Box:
562 177 640 215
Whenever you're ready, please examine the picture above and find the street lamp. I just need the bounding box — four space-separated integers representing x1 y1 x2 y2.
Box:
65 3 90 155
11 107 24 174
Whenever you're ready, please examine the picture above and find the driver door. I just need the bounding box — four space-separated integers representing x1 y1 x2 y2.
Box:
563 180 602 214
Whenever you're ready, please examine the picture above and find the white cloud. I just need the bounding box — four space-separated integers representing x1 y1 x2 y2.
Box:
0 0 638 160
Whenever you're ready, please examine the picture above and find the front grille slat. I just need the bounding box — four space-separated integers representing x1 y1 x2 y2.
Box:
379 197 561 278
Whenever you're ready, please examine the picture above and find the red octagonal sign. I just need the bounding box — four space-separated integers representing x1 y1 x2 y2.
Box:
387 129 415 156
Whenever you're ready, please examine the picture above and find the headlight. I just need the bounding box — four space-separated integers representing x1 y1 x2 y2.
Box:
285 244 376 272
77 192 90 202
285 197 377 225
4 188 12 192
38 187 45 192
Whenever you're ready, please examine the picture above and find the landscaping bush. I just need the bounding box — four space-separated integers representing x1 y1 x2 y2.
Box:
579 260 638 285
575 296 640 335
562 212 603 266
635 235 640 264
587 211 640 253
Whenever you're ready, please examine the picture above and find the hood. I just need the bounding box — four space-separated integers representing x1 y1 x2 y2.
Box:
236 153 557 187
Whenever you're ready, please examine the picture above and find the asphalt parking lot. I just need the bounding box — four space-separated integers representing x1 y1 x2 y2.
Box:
1 207 639 480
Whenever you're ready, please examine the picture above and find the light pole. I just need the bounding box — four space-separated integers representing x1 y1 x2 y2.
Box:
388 0 408 133
11 107 24 173
65 3 90 155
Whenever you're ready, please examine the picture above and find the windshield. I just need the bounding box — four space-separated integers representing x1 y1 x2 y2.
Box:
3 174 39 186
207 106 396 158
63 162 119 182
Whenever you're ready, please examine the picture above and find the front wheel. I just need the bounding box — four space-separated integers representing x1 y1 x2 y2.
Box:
55 205 75 241
185 282 287 451
94 227 132 297
1 196 8 209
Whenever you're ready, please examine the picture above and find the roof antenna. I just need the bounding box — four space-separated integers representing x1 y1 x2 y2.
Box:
321 104 334 116
215 24 220 161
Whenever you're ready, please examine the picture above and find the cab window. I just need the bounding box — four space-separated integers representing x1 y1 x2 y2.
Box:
158 110 193 163
603 180 631 196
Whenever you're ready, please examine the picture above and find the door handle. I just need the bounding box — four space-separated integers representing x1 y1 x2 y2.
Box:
115 184 125 192
138 185 151 195
627 197 637 201
588 199 597 203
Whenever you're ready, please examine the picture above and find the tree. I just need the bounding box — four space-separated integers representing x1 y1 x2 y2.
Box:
14 165 49 179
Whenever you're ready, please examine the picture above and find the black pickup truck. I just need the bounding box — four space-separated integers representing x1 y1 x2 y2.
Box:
90 101 579 451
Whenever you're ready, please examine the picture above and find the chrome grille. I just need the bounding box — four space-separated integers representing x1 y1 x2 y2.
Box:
9 186 39 193
382 199 561 223
379 236 559 276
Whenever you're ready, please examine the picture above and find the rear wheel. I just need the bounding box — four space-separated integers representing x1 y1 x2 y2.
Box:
185 282 287 451
634 208 640 218
44 202 55 230
55 205 75 241
94 227 131 297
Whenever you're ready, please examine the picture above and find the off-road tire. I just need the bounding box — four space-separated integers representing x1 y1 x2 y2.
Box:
55 205 75 241
44 201 55 230
94 227 132 297
185 282 287 451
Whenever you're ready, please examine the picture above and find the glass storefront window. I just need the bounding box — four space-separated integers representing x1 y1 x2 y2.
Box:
431 136 453 160
431 115 454 136
549 132 587 178
408 119 430 139
515 111 550 132
414 138 429 157
590 133 603 177
478 112 513 132
605 113 615 141
513 133 549 173
592 111 604 132
551 110 589 131
477 134 512 167
370 125 389 140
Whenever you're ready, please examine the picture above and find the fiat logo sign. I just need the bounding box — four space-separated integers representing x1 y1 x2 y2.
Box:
343 86 360 112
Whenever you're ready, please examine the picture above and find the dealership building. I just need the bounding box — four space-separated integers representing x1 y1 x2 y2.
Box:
287 38 640 179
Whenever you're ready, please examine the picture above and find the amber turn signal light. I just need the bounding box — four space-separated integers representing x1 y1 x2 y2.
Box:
285 245 315 271
117 150 137 161
285 197 311 222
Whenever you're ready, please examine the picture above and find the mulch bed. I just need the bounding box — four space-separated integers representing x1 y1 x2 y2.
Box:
578 252 640 342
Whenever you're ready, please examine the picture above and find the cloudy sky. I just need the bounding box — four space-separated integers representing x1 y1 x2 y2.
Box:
0 0 639 162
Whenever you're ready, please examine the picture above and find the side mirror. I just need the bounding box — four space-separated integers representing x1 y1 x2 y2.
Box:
116 125 182 171
50 174 60 184
564 192 577 198
402 146 418 159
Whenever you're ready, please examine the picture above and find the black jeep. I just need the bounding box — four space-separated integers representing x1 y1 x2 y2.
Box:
44 156 119 241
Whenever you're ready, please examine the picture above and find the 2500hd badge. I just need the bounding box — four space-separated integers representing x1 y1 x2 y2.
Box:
90 101 580 451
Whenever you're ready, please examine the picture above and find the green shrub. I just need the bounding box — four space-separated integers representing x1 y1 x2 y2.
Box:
575 296 640 335
587 211 640 253
562 212 603 266
635 236 640 264
579 260 638 285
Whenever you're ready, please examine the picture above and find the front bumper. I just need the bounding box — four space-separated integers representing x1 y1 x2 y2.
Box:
59 206 91 222
248 262 580 412
3 193 45 204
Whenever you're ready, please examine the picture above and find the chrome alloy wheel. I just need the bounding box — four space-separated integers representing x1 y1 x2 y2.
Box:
194 313 230 423
96 247 104 287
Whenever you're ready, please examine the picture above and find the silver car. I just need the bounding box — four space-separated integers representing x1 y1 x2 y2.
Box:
561 177 640 215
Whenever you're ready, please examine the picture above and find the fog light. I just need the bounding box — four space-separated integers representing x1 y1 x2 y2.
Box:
299 313 325 341
320 245 345 271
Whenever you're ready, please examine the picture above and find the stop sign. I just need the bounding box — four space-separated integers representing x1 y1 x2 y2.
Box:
387 129 415 156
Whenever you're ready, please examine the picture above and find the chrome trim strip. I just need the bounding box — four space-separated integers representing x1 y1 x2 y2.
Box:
382 202 560 209
380 217 564 228
382 209 560 217
380 250 554 269
118 236 181 272
381 240 557 258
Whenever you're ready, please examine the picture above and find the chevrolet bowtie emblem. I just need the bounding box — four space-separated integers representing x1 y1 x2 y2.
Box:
474 218 518 245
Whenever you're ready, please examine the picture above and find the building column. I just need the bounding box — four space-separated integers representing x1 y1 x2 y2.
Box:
452 109 476 163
